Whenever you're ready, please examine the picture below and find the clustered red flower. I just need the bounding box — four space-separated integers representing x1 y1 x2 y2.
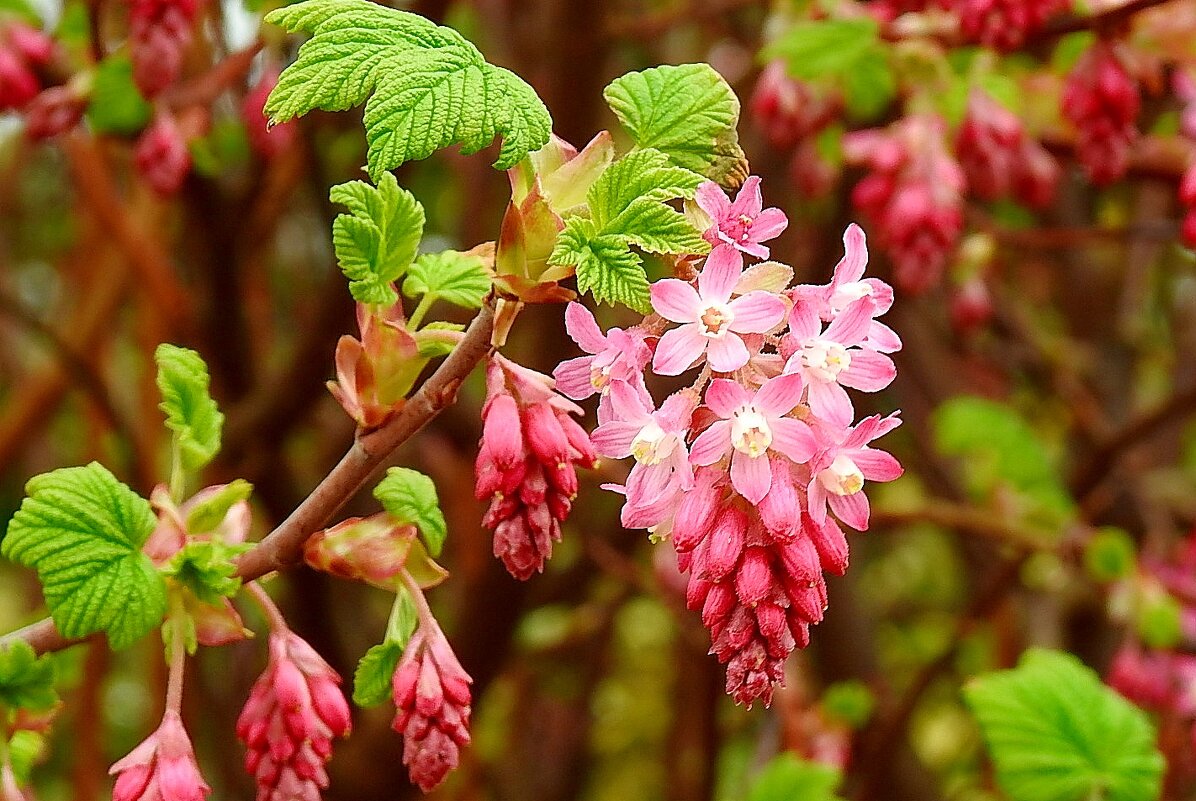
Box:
129 0 202 97
390 623 472 792
845 115 965 293
236 631 352 801
0 22 53 111
134 113 192 196
110 711 210 801
953 0 1069 51
1062 41 1140 186
476 355 598 580
560 177 902 707
955 90 1059 208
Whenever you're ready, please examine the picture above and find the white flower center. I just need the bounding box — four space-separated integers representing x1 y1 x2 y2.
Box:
698 302 735 338
730 408 772 457
818 454 864 496
801 339 852 383
631 421 677 465
828 282 871 316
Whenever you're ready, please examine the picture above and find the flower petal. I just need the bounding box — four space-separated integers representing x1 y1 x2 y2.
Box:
729 176 763 218
864 320 902 353
564 302 608 354
753 373 805 416
839 349 896 392
705 333 751 373
552 356 597 400
695 181 732 221
704 378 751 418
727 291 786 333
828 490 870 531
731 449 772 504
698 245 743 302
607 379 653 422
589 421 641 459
690 420 732 466
653 325 707 375
807 477 827 525
808 379 854 428
788 299 822 341
852 447 903 482
770 418 817 463
750 207 788 243
824 296 875 346
832 223 869 285
650 279 702 323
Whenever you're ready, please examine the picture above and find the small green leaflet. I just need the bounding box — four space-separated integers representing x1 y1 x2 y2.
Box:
2 463 167 650
374 467 448 557
7 731 44 784
964 649 1164 801
264 0 552 178
330 173 426 305
86 56 152 135
155 344 224 473
353 640 404 707
185 479 253 535
604 64 748 188
547 148 707 312
404 250 492 310
0 641 58 712
747 753 847 801
162 540 250 605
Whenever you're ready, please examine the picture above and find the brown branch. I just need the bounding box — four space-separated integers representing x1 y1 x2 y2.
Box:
162 41 265 111
0 303 496 656
1036 0 1177 39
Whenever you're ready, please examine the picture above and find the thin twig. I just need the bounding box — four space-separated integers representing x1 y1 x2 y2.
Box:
1035 0 1177 39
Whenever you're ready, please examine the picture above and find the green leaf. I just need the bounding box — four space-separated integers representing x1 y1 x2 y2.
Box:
547 148 706 312
264 0 552 177
373 467 448 557
414 322 465 358
2 463 167 650
747 753 847 801
155 344 224 473
86 56 152 135
7 731 44 784
162 540 250 605
842 49 895 121
353 640 404 707
964 649 1164 801
404 249 492 310
0 642 58 712
604 63 748 186
764 18 881 80
330 173 426 305
184 479 253 535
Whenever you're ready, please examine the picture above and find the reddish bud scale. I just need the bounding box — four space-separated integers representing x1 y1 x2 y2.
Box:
236 632 351 801
476 355 596 579
1062 42 1140 186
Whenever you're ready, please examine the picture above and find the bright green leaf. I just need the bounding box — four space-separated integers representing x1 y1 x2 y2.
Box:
264 0 551 177
842 49 895 121
374 467 448 557
414 321 465 358
7 731 44 784
604 63 747 187
184 479 253 535
162 540 251 605
547 148 706 312
353 640 404 707
2 463 167 650
404 249 492 310
155 344 224 473
764 18 881 81
748 753 847 801
0 642 58 712
1136 591 1183 650
964 649 1164 801
330 173 426 305
86 56 152 135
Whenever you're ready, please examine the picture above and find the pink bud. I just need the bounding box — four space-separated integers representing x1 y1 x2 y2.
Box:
702 507 746 581
134 114 191 196
734 547 774 607
110 711 210 801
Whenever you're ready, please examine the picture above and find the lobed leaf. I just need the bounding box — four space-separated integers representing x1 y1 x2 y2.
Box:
374 467 448 557
0 642 58 712
353 640 404 707
329 173 426 304
2 463 166 650
404 249 492 310
155 344 224 473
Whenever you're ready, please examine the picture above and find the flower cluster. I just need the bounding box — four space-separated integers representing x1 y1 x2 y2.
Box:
1062 41 1140 186
129 0 202 97
236 631 352 801
476 354 598 579
953 0 1069 51
955 90 1059 208
566 177 902 707
134 113 193 196
844 115 965 293
390 622 473 792
110 711 210 801
0 23 52 112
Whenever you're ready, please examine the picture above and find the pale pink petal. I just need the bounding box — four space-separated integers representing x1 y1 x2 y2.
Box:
788 300 822 340
731 449 772 504
705 333 750 373
589 421 641 459
738 240 770 260
653 325 707 375
695 181 732 221
657 390 697 431
670 447 695 490
690 420 733 466
651 279 702 323
824 296 875 346
704 378 752 418
698 245 743 302
552 356 596 400
564 302 608 353
750 207 788 242
808 379 854 428
607 379 652 423
864 320 902 353
727 291 786 333
862 278 894 315
729 176 763 218
852 448 903 482
770 418 817 463
832 223 869 285
839 350 896 392
627 460 675 499
753 373 805 416
843 412 902 449
829 491 870 531
807 479 828 525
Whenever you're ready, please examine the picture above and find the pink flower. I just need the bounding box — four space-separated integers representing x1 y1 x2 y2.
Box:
695 176 788 260
783 297 896 427
590 382 697 527
110 711 210 801
651 249 786 375
689 374 817 504
237 632 352 801
391 626 472 792
807 414 903 531
552 302 650 400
